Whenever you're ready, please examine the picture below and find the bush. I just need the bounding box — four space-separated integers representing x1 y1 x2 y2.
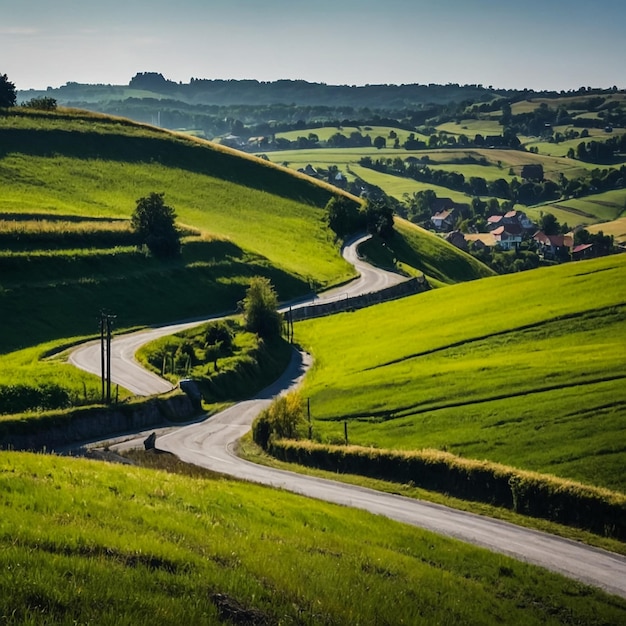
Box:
252 391 305 449
266 440 626 539
205 320 233 352
0 383 71 415
241 277 282 340
22 97 57 111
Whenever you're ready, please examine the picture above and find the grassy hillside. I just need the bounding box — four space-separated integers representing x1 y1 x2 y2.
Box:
1 451 624 624
360 218 495 285
0 109 362 353
0 108 354 285
296 254 626 493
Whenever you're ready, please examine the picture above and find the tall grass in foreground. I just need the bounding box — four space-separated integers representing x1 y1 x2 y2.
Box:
296 254 626 492
0 452 624 625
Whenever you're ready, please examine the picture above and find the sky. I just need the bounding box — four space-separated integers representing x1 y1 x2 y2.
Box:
2 0 625 92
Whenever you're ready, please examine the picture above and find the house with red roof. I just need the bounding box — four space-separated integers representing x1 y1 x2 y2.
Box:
492 223 523 250
571 243 594 260
533 231 574 260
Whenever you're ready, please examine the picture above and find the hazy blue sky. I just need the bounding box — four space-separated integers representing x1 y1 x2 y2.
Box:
2 0 625 91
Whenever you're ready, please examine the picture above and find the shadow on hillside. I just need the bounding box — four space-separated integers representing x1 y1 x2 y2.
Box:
0 127 334 207
0 212 128 223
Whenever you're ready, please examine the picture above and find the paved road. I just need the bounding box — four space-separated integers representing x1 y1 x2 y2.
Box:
68 234 404 396
153 349 626 600
69 235 626 599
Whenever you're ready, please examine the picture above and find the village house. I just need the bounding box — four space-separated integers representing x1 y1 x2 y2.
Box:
487 210 535 233
465 232 497 250
571 243 594 261
445 230 468 251
486 214 503 230
502 210 536 232
431 208 458 232
492 223 523 250
533 231 574 260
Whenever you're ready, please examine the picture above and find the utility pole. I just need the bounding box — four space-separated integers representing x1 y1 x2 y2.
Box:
99 311 116 404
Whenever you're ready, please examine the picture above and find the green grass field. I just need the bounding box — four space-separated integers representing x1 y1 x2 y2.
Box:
296 254 626 493
268 142 624 230
0 109 362 352
1 451 624 625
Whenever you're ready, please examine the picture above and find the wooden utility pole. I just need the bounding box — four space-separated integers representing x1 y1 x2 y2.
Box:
99 312 116 404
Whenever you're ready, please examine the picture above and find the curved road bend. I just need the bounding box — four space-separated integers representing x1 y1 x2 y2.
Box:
154 349 626 600
68 234 403 396
68 235 626 599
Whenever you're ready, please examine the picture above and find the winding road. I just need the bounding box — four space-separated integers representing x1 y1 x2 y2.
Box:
69 235 626 600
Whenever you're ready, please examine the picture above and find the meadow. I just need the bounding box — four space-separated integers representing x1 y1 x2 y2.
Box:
295 254 626 493
0 109 368 356
1 451 625 625
2 98 626 621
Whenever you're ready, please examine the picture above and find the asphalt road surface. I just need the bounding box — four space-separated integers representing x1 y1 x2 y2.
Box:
68 234 404 396
153 349 626 600
69 235 626 599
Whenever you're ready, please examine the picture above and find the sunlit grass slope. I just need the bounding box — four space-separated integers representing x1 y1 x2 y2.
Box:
0 108 354 293
296 254 626 492
0 108 364 354
360 218 495 284
1 452 624 624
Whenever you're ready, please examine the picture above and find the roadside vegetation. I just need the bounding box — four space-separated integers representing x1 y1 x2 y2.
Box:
1 451 625 625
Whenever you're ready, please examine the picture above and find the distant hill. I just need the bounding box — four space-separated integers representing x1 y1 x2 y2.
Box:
20 73 497 110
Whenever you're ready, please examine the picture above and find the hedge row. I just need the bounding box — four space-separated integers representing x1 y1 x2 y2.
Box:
0 383 71 415
267 439 626 540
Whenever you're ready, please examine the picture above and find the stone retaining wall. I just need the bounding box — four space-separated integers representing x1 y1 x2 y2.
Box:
0 392 197 452
287 276 429 322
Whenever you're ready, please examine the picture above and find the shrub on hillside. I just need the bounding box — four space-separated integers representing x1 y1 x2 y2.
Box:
252 391 305 449
267 440 626 540
131 192 180 258
241 277 282 340
0 383 71 415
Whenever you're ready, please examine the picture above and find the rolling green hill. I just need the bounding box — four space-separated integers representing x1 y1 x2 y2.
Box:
0 107 494 409
0 108 357 353
1 450 624 624
296 254 626 493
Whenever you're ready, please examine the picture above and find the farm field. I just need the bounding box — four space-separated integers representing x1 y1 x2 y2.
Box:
276 125 429 145
526 189 626 230
296 254 626 493
269 141 625 231
588 216 626 244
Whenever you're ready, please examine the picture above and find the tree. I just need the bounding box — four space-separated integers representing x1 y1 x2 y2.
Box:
0 73 17 108
539 212 560 235
241 277 282 340
326 196 365 239
373 135 386 149
365 198 394 239
130 192 180 258
23 97 57 111
521 164 544 182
